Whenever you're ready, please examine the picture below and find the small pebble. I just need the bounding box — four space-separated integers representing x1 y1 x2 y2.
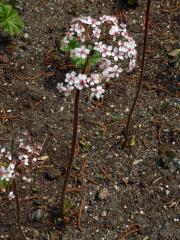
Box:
24 33 29 39
124 107 129 113
30 208 45 223
165 190 170 195
93 216 99 221
101 211 107 217
98 187 109 200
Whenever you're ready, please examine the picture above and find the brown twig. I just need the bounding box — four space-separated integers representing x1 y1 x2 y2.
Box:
79 158 88 175
157 122 164 145
58 64 76 70
16 72 45 80
0 115 19 121
124 0 151 145
77 200 84 231
67 187 84 193
116 224 140 240
32 99 43 110
74 143 80 158
140 136 148 148
99 167 114 182
70 172 98 185
79 175 98 185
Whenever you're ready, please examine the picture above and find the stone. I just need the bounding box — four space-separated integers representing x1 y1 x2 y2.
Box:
30 208 46 223
101 211 107 217
97 187 109 200
43 168 60 181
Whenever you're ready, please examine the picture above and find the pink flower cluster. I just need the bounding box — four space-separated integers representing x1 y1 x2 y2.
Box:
57 71 105 99
0 131 40 198
58 15 137 99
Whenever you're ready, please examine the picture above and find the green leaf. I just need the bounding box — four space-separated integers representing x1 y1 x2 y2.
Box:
71 56 86 68
0 3 24 35
64 198 73 212
31 186 38 193
70 50 101 68
0 179 10 189
89 50 101 66
68 38 80 49
60 37 80 52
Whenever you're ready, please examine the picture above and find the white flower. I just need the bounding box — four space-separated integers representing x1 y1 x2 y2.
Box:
64 85 74 97
100 15 118 25
102 65 122 79
123 41 137 58
111 65 123 78
87 73 100 86
0 164 15 181
8 191 15 200
109 25 120 36
74 74 87 90
22 176 32 183
93 27 101 39
61 36 70 49
121 28 129 38
126 36 137 48
71 46 90 59
93 41 103 52
57 83 67 93
25 145 33 153
118 41 127 53
65 71 77 85
9 163 15 170
32 157 37 163
1 148 6 153
102 69 111 82
91 86 105 99
70 23 85 37
127 48 137 58
129 58 136 71
112 47 124 61
120 23 127 28
99 59 112 70
78 16 101 27
97 44 112 58
107 65 122 78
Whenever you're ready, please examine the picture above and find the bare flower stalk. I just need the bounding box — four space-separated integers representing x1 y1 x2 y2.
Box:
60 54 92 217
13 178 27 240
124 0 151 145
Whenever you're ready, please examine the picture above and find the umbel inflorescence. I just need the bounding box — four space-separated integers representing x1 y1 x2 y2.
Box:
0 131 40 199
57 15 137 99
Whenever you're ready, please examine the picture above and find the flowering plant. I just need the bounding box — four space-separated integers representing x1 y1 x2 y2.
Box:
0 130 39 199
57 15 137 99
58 16 137 217
0 131 40 239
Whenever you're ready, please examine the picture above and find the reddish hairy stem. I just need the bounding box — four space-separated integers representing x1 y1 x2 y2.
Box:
13 178 27 240
60 55 91 217
124 0 151 145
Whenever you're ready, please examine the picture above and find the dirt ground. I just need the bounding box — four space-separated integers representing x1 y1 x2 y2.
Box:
0 0 179 239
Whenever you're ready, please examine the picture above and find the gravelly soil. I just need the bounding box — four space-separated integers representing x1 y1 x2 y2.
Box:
0 0 179 240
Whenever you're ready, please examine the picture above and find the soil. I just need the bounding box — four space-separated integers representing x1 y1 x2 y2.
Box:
0 0 180 240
